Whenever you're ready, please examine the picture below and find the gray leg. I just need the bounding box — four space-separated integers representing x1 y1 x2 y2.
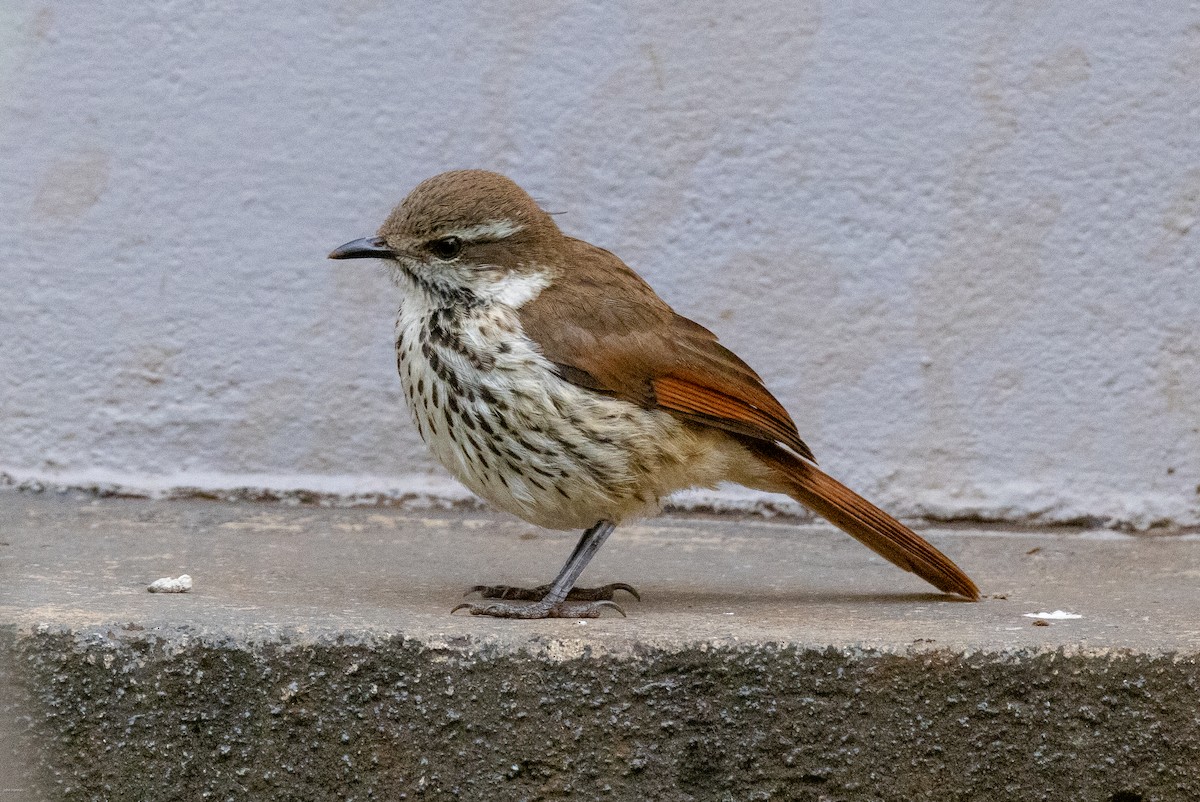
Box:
453 521 634 618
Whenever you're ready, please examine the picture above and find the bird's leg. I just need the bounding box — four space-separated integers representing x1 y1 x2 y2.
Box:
467 524 639 602
453 520 632 618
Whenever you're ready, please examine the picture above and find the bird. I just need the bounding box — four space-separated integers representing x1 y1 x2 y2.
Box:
329 170 979 618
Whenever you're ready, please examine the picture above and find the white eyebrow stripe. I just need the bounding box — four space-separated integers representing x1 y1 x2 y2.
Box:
444 220 523 242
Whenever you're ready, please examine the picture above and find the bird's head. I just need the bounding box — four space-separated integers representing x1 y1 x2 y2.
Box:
329 170 561 305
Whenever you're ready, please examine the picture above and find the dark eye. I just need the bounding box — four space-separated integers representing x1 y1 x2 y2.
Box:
428 236 463 260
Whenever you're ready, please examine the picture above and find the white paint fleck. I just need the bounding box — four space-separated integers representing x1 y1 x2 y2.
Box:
1023 610 1082 620
147 574 193 593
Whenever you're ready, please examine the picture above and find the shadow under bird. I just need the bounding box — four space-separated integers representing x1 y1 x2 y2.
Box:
329 170 979 618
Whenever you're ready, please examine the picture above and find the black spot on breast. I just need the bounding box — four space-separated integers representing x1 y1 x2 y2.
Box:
559 445 608 484
499 443 524 463
478 385 507 411
426 349 442 375
445 287 479 309
553 435 585 460
431 327 453 349
529 462 556 479
515 436 546 456
468 351 495 371
443 368 464 397
474 448 492 470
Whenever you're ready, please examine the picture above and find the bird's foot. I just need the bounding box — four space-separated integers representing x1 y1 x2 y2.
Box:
451 598 626 619
466 582 640 602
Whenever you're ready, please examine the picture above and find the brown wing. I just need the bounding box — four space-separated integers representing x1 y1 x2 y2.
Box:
518 237 815 462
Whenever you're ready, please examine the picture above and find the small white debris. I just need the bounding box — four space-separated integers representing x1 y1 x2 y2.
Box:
147 574 192 593
1023 610 1081 620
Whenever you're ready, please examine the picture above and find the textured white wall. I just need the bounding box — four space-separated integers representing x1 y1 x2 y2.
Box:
2 2 1198 527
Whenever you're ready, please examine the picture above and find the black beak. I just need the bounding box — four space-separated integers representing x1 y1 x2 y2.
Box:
328 236 396 260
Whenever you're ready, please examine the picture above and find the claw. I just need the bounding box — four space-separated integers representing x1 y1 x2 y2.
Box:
594 600 627 618
607 583 640 601
466 582 640 602
449 599 626 619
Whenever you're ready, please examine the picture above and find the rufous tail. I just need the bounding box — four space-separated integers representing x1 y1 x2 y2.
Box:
750 442 979 600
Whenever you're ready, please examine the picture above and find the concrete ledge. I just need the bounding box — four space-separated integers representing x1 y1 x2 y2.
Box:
3 495 1198 800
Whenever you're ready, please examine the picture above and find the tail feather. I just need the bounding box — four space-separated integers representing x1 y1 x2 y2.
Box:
750 443 979 600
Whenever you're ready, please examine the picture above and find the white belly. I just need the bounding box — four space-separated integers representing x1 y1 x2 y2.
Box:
393 303 740 530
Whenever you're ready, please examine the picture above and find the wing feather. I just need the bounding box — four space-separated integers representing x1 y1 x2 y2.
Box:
518 238 814 461
653 375 814 461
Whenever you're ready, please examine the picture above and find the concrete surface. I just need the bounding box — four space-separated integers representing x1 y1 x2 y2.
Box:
1 494 1198 800
3 3 1200 529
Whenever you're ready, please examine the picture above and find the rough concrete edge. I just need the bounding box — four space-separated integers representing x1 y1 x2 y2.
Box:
6 624 1198 802
8 622 1197 662
0 625 42 800
3 467 1199 532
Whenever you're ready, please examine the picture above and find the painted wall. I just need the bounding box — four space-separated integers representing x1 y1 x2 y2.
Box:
2 2 1198 527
